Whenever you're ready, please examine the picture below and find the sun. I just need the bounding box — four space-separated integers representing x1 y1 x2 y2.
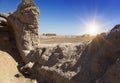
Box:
85 22 100 35
78 12 104 36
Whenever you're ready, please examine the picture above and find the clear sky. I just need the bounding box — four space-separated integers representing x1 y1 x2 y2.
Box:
0 0 120 35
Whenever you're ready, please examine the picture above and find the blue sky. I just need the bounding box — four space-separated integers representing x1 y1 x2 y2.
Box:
0 0 120 35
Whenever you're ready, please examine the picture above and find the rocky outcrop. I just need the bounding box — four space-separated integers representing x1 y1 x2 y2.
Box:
96 25 120 83
0 0 40 63
0 0 120 83
72 25 120 83
30 43 87 83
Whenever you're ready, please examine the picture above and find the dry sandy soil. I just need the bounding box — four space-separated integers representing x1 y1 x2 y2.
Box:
0 50 36 83
40 35 94 44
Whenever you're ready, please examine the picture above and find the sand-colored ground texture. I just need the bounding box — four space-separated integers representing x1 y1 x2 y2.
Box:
40 35 94 44
0 51 36 83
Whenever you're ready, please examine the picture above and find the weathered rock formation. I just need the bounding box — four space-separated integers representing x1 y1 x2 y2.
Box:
72 25 120 83
0 0 120 83
0 0 40 63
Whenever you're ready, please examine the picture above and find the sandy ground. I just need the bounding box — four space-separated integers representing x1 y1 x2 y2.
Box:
40 35 94 44
0 50 36 83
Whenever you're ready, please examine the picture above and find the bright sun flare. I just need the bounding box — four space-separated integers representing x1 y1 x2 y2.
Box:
86 22 100 35
84 21 101 35
80 12 104 36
